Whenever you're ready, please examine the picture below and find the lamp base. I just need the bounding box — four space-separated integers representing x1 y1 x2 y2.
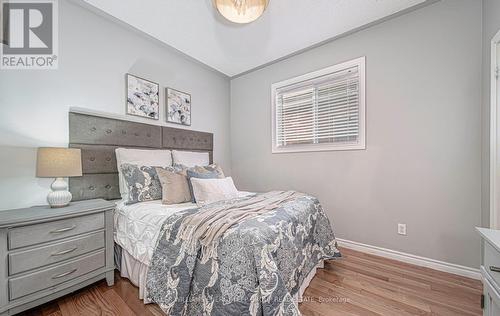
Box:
48 177 72 208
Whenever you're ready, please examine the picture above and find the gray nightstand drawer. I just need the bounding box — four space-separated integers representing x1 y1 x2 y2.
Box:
8 213 104 249
8 231 105 275
485 241 500 287
9 250 105 300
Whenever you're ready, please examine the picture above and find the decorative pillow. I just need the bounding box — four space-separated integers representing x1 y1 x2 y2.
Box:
192 164 225 177
115 148 172 200
174 163 225 177
121 163 170 205
186 169 221 202
190 177 239 206
156 167 192 205
172 150 209 168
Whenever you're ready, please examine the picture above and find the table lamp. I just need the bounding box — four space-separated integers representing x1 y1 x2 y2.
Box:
36 147 82 208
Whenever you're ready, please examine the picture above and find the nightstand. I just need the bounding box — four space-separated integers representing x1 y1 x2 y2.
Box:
477 227 500 316
0 199 114 316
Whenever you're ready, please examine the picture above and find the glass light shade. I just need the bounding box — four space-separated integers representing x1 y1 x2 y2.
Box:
214 0 269 24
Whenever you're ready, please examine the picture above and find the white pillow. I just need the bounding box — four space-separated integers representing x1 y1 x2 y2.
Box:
190 177 239 206
172 150 209 168
115 148 173 200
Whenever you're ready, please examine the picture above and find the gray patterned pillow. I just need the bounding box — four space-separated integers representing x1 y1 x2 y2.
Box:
121 163 174 205
186 169 223 203
173 163 225 202
173 163 225 178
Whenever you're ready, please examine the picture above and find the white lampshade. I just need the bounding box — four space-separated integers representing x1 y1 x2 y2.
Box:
214 0 269 24
36 147 82 178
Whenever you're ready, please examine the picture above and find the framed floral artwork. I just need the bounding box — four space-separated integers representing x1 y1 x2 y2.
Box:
166 88 191 126
126 74 159 120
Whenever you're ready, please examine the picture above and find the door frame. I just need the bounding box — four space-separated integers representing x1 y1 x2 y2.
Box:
490 30 500 229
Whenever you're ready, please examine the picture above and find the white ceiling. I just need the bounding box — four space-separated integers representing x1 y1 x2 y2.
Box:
82 0 428 77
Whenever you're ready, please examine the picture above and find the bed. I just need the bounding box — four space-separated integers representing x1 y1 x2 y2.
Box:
68 110 340 315
113 193 252 298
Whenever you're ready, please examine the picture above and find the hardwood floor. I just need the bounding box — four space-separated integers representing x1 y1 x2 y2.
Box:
19 247 483 316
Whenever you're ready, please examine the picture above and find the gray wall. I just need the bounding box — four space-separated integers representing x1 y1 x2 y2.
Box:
230 0 482 268
482 0 500 229
0 0 231 210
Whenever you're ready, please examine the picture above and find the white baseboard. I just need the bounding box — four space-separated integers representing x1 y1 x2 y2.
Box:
336 238 481 280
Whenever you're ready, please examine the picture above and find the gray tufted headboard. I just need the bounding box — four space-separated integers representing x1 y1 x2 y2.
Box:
68 111 213 201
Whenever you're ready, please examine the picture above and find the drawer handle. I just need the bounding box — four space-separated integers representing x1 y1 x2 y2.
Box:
490 266 500 273
50 225 76 234
52 268 77 279
51 247 78 256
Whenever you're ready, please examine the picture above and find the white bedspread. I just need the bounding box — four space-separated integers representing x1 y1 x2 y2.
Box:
114 200 197 265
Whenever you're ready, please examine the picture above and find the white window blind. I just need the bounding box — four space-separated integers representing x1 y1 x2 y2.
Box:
272 57 365 153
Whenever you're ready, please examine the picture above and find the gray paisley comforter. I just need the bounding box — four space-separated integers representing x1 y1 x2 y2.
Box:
146 192 340 316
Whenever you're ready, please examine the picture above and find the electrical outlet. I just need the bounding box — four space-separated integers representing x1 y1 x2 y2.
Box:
398 223 407 236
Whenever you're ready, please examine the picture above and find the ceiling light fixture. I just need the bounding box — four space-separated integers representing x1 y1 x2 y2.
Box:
214 0 269 24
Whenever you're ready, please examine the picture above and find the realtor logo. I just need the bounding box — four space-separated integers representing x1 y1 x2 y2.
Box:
1 0 58 69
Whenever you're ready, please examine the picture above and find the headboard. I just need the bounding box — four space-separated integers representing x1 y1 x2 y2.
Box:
68 111 213 201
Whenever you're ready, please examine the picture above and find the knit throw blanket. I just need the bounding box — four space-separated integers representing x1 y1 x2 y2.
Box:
176 190 304 263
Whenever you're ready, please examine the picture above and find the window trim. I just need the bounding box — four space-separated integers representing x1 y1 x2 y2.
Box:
271 56 366 154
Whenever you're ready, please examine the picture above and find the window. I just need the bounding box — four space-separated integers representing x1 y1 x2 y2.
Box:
271 57 366 153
